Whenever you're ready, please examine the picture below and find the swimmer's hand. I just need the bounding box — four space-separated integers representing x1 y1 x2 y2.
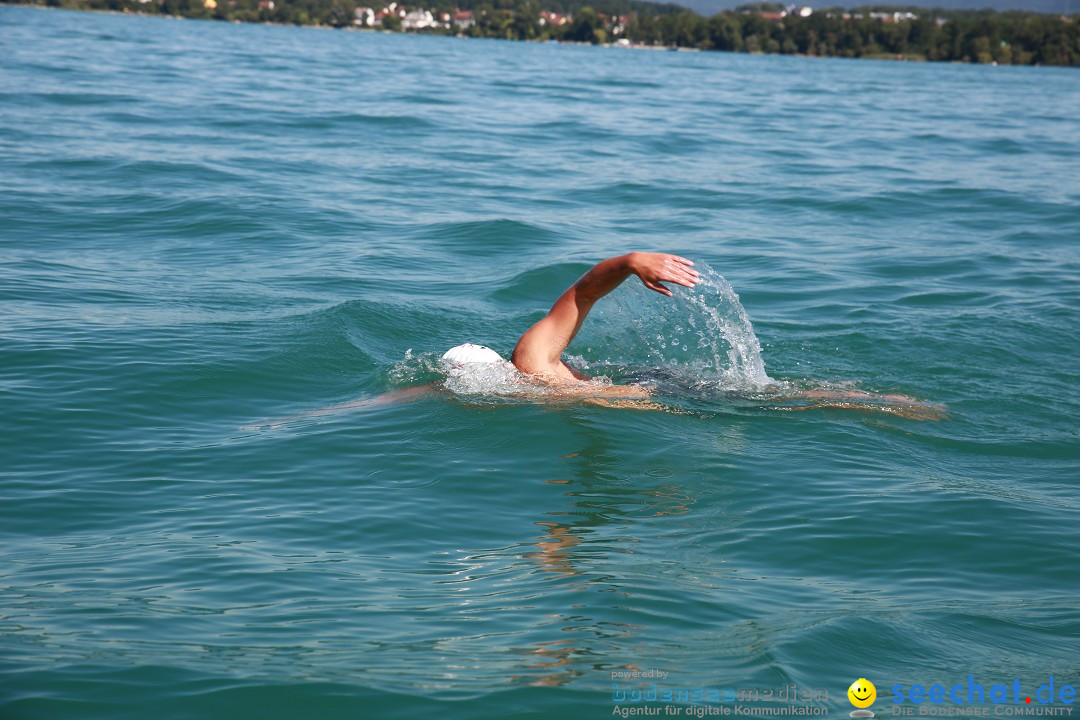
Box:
771 386 947 421
627 252 699 297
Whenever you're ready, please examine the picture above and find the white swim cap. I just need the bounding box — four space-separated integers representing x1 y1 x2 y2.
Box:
441 343 504 366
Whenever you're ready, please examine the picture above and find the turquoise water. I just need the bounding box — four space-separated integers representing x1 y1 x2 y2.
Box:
2 6 1080 719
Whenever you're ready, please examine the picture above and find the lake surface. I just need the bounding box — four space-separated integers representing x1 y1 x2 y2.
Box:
2 6 1079 719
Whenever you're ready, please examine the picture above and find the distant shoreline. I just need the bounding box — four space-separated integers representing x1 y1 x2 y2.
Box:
5 1 1077 67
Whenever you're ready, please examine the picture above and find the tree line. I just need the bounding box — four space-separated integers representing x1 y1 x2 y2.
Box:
10 0 1080 66
623 8 1080 64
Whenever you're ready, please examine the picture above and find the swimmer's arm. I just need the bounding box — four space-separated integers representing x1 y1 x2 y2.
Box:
511 252 698 375
554 382 652 399
544 381 661 409
241 384 437 430
305 384 437 415
561 360 590 381
770 386 946 421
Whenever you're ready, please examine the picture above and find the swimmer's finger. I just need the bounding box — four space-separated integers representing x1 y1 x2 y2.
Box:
664 255 697 269
664 268 699 288
644 280 673 296
664 258 700 280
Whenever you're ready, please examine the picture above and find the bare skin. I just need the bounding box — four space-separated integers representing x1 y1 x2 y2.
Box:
511 252 699 397
240 385 434 430
769 387 946 420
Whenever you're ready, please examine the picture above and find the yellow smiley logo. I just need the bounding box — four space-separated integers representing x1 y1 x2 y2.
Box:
848 678 877 709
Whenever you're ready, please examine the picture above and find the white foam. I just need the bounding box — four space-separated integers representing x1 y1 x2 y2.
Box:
440 356 541 396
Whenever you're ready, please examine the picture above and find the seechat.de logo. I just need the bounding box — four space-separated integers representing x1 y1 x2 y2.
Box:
849 679 878 718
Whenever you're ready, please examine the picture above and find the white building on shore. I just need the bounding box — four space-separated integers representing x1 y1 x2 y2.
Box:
402 9 440 29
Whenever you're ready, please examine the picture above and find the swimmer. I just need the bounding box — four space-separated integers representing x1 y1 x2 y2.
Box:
439 251 942 414
243 251 942 428
444 252 698 401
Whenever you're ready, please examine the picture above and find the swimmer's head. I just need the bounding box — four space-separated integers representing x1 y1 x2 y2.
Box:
441 343 505 368
440 343 530 395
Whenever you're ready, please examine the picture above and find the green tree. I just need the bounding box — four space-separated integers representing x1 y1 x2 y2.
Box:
565 6 599 42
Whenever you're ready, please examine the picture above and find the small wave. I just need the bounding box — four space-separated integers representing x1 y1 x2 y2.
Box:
492 260 594 306
389 92 459 106
206 112 435 132
20 90 137 106
407 218 561 257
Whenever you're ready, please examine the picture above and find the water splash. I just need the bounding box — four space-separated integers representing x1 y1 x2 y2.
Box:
680 265 771 386
388 348 444 386
389 348 551 400
586 262 774 391
441 358 540 397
